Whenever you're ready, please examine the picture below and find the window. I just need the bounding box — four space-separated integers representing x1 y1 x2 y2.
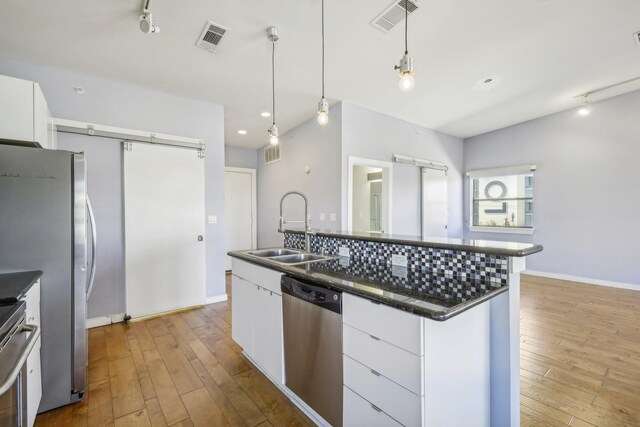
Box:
468 165 535 234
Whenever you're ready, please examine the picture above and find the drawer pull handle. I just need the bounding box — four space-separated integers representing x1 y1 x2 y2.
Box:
370 369 381 376
371 404 382 413
369 299 381 305
369 334 380 341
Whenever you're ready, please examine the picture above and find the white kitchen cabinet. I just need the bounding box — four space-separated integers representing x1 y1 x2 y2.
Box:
253 287 284 383
231 258 284 384
22 280 42 427
231 276 256 357
0 75 54 148
343 386 402 427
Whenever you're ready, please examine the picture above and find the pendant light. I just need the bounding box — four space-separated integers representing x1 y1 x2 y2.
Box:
267 27 280 145
395 0 415 92
578 95 591 116
317 0 329 126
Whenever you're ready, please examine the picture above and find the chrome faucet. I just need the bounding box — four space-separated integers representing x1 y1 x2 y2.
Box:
279 191 313 252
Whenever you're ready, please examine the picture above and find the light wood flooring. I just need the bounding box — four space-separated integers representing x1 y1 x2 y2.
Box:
35 274 640 426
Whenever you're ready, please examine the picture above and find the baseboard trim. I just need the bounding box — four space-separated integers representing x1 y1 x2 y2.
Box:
86 313 126 329
523 270 639 291
206 294 228 304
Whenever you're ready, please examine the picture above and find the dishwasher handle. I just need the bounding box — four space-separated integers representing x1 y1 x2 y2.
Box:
281 276 341 314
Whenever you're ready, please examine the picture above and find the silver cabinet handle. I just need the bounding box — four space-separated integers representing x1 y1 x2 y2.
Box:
370 369 381 376
371 403 382 413
369 334 380 341
0 324 40 396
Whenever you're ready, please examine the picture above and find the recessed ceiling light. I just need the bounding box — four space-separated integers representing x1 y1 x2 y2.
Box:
74 86 85 95
260 111 271 118
237 130 248 135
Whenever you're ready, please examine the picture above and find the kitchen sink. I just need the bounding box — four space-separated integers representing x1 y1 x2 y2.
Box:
269 253 333 265
249 249 301 257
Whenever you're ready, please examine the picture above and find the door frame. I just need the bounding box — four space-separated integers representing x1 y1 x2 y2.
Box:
225 167 257 258
347 156 393 234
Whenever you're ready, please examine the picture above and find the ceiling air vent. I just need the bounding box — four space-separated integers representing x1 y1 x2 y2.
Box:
371 0 419 33
265 144 281 164
196 21 229 53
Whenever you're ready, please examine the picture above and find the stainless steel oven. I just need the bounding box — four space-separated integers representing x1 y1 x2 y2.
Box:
0 302 40 427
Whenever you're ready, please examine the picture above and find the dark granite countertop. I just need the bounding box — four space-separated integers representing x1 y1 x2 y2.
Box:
229 250 508 321
0 271 42 303
281 228 543 257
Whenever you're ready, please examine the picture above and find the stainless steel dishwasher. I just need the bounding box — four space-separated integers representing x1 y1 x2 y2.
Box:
281 276 343 427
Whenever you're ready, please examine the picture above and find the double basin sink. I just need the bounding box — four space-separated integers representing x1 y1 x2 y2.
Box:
247 248 334 265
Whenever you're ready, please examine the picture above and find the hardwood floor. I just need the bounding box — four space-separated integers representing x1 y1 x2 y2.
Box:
35 273 640 426
520 274 640 427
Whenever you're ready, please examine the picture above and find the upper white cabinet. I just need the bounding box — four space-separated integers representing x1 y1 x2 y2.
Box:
0 75 55 149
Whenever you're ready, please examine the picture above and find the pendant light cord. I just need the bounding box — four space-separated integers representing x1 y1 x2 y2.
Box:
272 39 276 125
404 0 408 54
321 0 325 99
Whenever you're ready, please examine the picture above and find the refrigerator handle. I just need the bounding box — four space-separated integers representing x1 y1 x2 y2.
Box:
86 196 97 302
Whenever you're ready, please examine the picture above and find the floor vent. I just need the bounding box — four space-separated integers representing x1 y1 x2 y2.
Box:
265 144 281 164
196 21 229 53
371 0 420 33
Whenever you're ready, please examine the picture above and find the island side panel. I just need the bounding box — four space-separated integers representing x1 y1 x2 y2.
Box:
490 256 525 427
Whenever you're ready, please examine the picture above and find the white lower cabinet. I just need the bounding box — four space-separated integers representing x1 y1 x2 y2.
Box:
231 259 284 384
21 280 42 427
343 386 402 427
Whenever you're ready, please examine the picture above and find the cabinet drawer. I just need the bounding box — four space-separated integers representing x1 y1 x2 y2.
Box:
343 293 422 356
343 386 403 427
232 258 282 295
344 355 421 427
343 324 423 396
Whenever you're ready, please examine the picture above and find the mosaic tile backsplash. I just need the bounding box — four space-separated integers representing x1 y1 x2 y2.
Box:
283 232 509 288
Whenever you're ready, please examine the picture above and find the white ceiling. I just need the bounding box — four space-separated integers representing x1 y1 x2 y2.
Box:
1 0 639 149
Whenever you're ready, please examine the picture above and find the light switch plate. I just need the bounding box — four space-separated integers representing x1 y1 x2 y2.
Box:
208 215 217 224
338 246 350 257
330 213 337 222
391 254 408 267
319 213 326 221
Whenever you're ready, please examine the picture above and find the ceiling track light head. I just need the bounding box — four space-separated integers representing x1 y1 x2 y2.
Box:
139 11 160 34
267 26 279 42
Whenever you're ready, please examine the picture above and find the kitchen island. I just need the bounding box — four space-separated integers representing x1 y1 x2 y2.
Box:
228 231 542 427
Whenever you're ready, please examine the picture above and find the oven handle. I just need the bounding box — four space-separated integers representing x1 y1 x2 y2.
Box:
0 324 40 397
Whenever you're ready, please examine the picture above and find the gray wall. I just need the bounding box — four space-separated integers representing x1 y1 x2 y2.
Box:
341 103 464 237
0 56 227 317
225 145 258 169
257 103 343 248
464 90 640 285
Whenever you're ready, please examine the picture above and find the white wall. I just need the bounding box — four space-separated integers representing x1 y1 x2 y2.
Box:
341 103 464 237
0 56 227 317
257 103 343 248
225 145 258 169
464 90 640 286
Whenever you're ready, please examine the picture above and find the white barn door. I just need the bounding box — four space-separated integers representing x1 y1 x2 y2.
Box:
124 142 205 318
421 168 448 238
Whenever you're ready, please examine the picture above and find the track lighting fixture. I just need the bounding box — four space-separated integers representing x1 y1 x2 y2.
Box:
139 0 160 34
267 27 280 145
395 0 415 92
317 0 329 126
578 95 591 116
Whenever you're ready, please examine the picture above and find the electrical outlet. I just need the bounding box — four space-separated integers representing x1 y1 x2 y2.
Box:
330 213 337 222
391 254 408 267
319 213 326 221
338 246 350 257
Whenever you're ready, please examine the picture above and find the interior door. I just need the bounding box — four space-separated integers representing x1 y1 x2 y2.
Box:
421 168 448 238
124 142 205 318
225 169 255 270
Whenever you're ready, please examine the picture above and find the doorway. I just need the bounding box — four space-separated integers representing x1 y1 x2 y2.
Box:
347 157 393 234
225 167 257 270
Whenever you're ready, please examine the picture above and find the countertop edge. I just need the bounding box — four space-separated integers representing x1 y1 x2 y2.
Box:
280 229 543 257
0 270 43 301
228 252 508 321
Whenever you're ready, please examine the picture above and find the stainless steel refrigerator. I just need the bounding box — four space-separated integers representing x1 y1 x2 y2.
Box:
0 143 96 412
